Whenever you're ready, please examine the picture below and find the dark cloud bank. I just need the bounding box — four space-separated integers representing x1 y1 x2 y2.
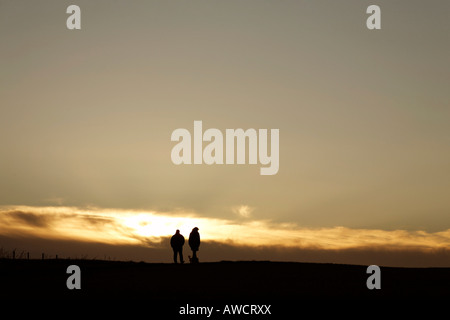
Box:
1 234 449 268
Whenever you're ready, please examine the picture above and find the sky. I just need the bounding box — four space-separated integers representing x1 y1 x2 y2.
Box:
1 0 449 267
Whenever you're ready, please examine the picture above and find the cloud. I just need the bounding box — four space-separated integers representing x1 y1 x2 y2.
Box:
232 205 254 218
1 234 449 267
3 210 53 228
0 206 132 244
1 205 450 267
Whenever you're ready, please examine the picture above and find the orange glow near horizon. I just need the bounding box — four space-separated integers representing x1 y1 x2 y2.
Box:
1 205 450 252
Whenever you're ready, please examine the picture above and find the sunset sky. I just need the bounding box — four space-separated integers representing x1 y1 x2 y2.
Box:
1 1 449 267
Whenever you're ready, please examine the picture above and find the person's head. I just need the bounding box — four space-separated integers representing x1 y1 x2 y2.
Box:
193 227 199 232
175 229 180 234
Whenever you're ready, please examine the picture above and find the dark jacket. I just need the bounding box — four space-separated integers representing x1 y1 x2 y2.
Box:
189 230 200 251
171 233 185 249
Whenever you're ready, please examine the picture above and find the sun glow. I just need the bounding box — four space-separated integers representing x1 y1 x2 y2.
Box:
1 206 450 252
119 213 199 238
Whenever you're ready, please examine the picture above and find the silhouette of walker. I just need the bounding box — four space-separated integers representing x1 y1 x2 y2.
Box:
188 227 201 264
170 229 185 264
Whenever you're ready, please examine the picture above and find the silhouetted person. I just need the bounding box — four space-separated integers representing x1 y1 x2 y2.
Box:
188 227 200 263
170 229 185 264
